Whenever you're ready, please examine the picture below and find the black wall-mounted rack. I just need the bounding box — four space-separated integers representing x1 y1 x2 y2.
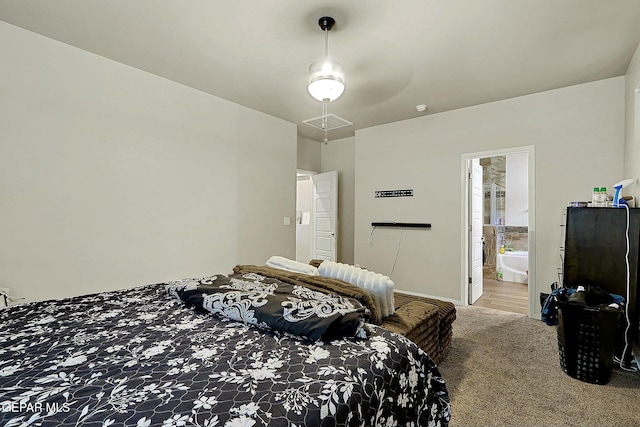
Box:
371 222 431 229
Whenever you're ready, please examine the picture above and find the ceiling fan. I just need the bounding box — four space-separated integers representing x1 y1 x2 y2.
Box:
303 16 352 143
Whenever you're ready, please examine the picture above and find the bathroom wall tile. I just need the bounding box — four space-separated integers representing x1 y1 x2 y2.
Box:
483 225 497 279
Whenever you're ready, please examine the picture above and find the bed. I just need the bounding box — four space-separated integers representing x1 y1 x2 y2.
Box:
236 263 457 365
0 269 451 426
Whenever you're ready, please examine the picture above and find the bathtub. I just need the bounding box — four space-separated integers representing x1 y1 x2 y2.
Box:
497 250 528 284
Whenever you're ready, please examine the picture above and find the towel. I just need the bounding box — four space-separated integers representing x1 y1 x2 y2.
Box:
265 256 319 276
318 261 395 317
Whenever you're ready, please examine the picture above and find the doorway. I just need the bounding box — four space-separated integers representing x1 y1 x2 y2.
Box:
296 169 339 263
462 146 536 317
296 170 316 262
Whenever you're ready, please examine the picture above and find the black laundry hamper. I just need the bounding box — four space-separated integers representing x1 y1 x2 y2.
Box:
556 301 623 384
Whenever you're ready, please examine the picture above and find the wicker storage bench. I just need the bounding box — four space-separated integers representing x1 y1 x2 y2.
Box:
388 292 456 365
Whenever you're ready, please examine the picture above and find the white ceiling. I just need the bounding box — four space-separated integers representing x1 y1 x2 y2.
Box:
2 0 640 142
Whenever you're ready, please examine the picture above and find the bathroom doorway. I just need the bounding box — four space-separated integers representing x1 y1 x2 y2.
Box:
462 147 536 317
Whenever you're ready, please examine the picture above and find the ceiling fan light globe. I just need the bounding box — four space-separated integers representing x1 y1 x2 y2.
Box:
307 58 345 101
308 78 345 102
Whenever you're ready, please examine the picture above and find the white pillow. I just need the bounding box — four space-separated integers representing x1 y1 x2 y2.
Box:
265 256 319 276
318 261 395 317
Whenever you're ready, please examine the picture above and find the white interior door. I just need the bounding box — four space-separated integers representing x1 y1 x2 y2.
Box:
469 159 484 304
312 170 338 261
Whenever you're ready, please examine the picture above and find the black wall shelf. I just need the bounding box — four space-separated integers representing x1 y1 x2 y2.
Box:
371 222 431 229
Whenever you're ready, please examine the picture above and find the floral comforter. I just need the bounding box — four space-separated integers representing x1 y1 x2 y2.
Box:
0 279 450 427
166 273 369 342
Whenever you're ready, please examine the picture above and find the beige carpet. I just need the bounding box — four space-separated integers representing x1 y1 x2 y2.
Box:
437 305 640 427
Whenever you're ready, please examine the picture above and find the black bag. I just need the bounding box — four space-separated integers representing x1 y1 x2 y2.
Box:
541 282 561 326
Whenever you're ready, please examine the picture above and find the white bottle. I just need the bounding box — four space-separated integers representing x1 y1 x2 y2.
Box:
592 187 600 207
598 187 608 207
592 187 608 207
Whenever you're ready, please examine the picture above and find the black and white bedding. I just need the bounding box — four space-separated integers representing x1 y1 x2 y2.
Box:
165 273 368 342
0 272 451 427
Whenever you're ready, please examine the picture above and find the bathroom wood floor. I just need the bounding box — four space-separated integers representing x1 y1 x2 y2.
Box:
473 278 529 315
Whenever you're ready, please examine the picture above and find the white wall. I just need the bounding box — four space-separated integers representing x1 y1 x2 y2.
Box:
0 22 297 303
297 136 321 172
505 152 529 226
355 77 625 308
321 137 355 264
625 40 640 197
